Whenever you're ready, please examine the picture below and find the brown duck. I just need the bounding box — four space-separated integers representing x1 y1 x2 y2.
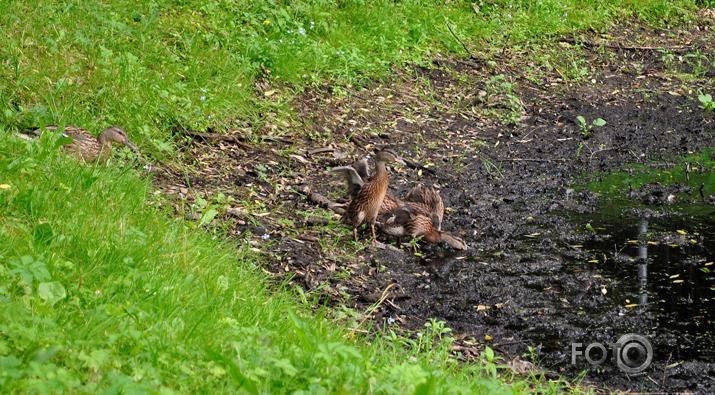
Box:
404 183 445 230
332 156 402 213
346 150 405 244
377 206 466 250
34 125 137 163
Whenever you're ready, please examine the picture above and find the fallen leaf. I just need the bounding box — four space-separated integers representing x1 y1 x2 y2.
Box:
676 229 687 235
485 334 493 341
625 303 638 308
0 184 10 189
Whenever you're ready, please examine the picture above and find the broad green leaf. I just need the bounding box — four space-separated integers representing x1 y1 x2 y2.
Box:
38 281 67 305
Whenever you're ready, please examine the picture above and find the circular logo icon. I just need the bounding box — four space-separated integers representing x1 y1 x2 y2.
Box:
616 333 653 374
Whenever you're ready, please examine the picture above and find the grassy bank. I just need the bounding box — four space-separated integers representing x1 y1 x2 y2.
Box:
0 131 524 392
1 1 698 152
0 0 703 393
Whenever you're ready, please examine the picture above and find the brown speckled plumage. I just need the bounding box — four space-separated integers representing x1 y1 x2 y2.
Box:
346 150 404 244
35 125 137 163
405 183 444 230
333 156 404 214
378 206 466 250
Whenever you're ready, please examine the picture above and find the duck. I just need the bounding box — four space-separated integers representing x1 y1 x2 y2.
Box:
34 125 138 163
377 206 467 250
345 149 405 244
404 183 445 230
331 156 402 213
331 164 364 200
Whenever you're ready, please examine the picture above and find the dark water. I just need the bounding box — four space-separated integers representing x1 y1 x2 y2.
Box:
572 202 715 362
419 200 715 390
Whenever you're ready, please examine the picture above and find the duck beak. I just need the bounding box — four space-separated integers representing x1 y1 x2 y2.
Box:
125 140 138 150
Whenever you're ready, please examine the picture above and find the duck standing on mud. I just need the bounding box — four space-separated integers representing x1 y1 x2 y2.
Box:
345 149 405 244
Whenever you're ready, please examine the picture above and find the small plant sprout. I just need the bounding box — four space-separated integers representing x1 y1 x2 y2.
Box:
576 115 606 137
698 91 714 113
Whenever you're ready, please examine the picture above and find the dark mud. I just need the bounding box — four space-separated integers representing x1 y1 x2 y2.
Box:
155 22 715 392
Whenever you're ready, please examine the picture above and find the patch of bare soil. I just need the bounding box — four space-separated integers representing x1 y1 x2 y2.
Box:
154 22 715 392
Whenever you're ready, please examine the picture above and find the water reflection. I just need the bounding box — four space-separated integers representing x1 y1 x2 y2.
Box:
637 219 648 306
581 204 715 361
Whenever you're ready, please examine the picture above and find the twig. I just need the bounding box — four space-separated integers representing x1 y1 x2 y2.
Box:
500 158 568 162
491 339 529 348
308 147 335 156
359 283 399 328
446 20 474 58
14 132 33 141
260 135 295 144
404 158 438 175
181 130 251 150
558 38 691 54
456 59 482 69
296 185 345 214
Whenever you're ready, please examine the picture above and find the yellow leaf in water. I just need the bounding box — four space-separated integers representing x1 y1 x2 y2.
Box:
485 334 493 341
476 305 489 311
627 239 639 244
669 274 680 279
705 262 713 266
673 279 685 284
0 184 10 189
647 241 659 245
625 303 639 308
601 287 607 295
587 259 599 263
677 229 687 235
690 239 698 244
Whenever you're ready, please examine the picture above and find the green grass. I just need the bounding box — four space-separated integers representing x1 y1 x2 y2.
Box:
0 0 706 393
0 130 532 393
586 147 715 196
0 1 699 155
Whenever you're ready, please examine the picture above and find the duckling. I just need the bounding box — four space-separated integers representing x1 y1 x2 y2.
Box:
377 206 467 250
346 150 405 244
405 183 444 230
34 125 137 163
